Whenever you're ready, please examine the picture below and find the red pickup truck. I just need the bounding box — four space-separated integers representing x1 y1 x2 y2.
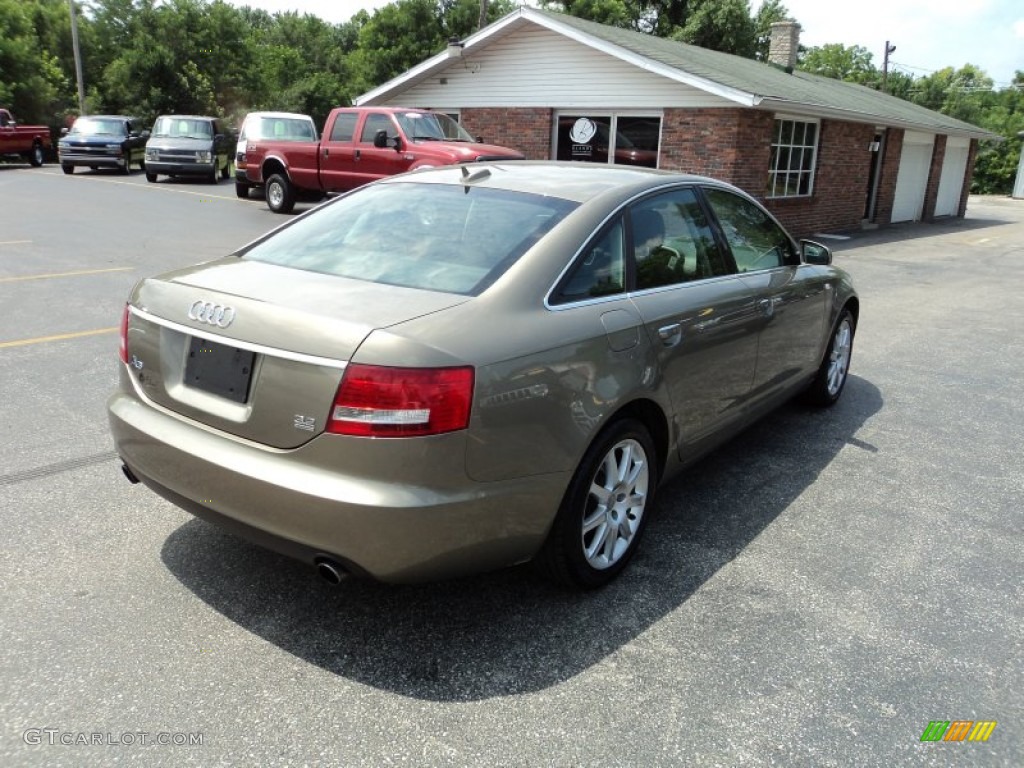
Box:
0 108 51 166
244 106 525 213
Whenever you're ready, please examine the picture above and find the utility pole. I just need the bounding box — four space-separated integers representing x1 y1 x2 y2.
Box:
882 41 896 93
68 0 86 114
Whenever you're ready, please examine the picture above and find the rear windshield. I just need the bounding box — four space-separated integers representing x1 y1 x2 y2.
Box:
242 182 578 295
245 117 316 142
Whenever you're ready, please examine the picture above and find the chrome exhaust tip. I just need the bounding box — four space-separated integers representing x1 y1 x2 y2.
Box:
314 558 347 585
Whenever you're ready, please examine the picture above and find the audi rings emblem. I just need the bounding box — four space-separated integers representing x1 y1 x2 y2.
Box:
188 300 236 328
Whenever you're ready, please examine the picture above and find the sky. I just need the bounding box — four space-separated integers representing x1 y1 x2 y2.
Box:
224 0 1024 88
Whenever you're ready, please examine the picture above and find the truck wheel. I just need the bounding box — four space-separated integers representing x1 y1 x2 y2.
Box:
30 143 45 167
266 173 295 214
61 164 74 175
235 182 250 199
145 172 158 183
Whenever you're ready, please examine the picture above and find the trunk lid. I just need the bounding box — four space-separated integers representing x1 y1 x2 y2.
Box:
126 258 467 448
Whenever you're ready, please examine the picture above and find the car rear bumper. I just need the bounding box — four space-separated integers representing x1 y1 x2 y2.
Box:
108 388 567 583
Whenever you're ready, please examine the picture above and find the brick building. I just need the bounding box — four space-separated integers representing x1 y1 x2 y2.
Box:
355 7 998 238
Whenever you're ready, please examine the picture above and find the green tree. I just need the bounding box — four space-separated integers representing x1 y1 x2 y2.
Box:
799 43 877 85
0 0 71 125
675 0 756 58
541 0 781 58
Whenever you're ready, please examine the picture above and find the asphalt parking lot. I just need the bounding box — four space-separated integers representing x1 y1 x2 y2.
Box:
1 162 1021 767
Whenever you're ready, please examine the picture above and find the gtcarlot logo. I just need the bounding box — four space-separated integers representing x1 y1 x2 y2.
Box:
23 729 203 747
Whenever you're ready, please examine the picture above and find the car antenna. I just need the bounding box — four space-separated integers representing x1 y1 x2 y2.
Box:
460 165 490 185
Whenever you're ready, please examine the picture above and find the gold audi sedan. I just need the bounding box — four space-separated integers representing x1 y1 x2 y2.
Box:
109 163 858 588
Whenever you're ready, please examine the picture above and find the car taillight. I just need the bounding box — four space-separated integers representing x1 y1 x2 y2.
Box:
328 364 474 437
119 304 130 363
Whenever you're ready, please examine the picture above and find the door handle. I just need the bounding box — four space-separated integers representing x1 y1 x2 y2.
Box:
657 323 683 346
758 297 779 318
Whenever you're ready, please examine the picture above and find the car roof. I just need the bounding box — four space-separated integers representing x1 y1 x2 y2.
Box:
379 161 736 205
153 114 216 121
244 112 314 120
76 115 136 120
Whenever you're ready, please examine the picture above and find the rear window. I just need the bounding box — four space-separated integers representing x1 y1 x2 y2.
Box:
242 182 578 295
246 117 316 141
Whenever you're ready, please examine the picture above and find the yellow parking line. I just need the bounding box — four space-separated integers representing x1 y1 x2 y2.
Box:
0 267 133 283
0 240 32 246
0 327 118 349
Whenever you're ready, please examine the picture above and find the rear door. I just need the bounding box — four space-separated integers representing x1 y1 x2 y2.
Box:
318 110 359 192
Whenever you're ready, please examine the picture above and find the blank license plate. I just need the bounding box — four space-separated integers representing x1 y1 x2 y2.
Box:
184 337 255 403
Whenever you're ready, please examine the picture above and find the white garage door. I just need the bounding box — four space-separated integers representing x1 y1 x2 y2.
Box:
935 137 970 217
892 131 935 223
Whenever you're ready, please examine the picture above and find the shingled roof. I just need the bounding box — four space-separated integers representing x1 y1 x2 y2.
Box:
357 6 998 141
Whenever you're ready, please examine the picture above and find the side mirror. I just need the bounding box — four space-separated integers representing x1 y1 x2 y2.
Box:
373 129 401 151
801 240 833 266
61 127 69 136
141 130 150 140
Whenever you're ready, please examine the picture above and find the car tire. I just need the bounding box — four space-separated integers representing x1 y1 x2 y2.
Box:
804 307 855 407
145 172 158 183
536 418 657 589
61 164 74 175
30 143 45 167
235 181 250 199
265 173 295 214
209 163 219 184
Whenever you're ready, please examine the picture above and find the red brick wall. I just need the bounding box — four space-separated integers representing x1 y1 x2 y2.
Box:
873 129 904 227
923 135 946 220
659 108 772 194
762 120 876 238
959 140 979 216
460 107 551 159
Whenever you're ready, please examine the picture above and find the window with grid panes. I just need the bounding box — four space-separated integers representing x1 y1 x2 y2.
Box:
768 118 818 198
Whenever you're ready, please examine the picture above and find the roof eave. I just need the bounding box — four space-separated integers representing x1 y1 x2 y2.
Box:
756 98 1001 141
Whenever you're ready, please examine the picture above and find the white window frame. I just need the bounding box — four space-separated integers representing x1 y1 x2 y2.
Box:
552 110 663 169
768 115 820 199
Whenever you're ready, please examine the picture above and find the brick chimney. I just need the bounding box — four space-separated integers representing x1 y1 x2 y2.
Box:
768 21 800 72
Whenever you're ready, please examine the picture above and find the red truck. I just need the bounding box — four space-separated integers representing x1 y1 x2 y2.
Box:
0 108 51 166
244 106 525 213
